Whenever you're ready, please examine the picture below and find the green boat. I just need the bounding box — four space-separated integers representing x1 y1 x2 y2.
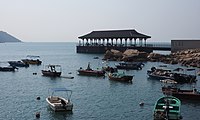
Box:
153 96 182 120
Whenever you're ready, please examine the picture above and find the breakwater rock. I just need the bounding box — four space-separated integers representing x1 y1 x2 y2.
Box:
103 49 200 68
103 49 148 62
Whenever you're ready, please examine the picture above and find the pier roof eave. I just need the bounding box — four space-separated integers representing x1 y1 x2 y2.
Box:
78 29 151 40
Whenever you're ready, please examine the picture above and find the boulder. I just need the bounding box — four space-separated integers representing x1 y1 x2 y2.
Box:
121 49 148 61
123 49 139 57
147 53 164 59
111 49 123 57
103 50 114 60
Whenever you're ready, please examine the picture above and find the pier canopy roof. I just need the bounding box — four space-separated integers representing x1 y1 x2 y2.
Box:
78 29 151 39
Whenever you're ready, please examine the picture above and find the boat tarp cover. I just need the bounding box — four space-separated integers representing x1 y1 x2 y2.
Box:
51 88 72 92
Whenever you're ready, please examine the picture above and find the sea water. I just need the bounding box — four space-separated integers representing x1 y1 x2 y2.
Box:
0 42 200 120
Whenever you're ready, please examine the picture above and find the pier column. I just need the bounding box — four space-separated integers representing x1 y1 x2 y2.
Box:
111 39 113 46
97 39 100 45
144 38 147 47
106 38 109 46
115 38 118 46
90 39 92 45
139 38 142 46
86 39 89 46
82 39 84 46
134 38 136 46
95 39 98 46
120 39 122 46
93 39 95 46
129 38 132 46
102 39 105 46
125 38 127 47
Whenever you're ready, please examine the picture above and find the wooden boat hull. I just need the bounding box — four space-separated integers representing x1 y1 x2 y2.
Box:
162 87 200 100
22 59 42 65
78 70 105 76
108 74 133 82
42 70 61 77
46 96 73 111
8 61 29 67
148 73 172 80
115 62 143 70
0 67 17 72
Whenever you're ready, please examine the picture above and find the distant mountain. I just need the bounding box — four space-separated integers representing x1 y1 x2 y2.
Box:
0 31 22 43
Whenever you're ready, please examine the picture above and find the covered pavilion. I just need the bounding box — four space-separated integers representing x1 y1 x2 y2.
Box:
78 29 151 47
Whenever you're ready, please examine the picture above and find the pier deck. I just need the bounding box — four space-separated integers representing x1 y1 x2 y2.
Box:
76 44 171 54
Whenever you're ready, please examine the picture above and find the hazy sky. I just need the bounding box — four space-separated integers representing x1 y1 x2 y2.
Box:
0 0 200 42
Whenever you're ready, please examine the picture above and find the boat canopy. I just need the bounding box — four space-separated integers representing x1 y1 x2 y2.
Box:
49 88 72 97
47 65 61 67
26 55 40 58
51 88 72 92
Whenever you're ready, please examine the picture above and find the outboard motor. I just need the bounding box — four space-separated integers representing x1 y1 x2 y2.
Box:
151 67 156 72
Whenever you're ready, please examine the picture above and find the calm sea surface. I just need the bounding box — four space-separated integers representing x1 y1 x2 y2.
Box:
0 42 200 120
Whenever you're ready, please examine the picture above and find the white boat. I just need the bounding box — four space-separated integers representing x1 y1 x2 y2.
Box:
46 88 73 111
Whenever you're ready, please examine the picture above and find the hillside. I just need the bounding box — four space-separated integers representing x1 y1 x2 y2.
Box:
0 31 21 43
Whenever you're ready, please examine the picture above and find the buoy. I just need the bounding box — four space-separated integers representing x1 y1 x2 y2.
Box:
33 73 37 75
68 72 72 74
139 102 144 106
35 112 40 118
36 96 40 100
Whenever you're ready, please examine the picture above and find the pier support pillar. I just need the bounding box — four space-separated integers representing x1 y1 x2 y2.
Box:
125 39 127 47
106 39 109 46
120 39 122 46
111 39 113 46
82 39 84 46
134 38 136 46
102 39 105 46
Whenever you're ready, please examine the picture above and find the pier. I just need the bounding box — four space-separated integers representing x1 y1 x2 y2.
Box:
76 29 171 53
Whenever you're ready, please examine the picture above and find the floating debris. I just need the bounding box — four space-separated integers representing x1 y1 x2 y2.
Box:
33 73 37 75
139 102 144 106
61 76 74 79
35 112 40 118
93 56 99 59
36 96 40 100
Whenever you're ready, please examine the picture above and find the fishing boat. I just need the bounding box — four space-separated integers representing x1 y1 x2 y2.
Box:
147 67 197 84
8 61 29 67
0 66 18 72
46 88 73 111
153 96 182 120
162 86 200 101
108 72 133 82
21 55 42 65
115 62 144 70
77 62 105 76
42 65 62 77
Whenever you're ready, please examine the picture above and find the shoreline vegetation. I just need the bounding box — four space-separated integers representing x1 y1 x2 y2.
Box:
103 49 200 68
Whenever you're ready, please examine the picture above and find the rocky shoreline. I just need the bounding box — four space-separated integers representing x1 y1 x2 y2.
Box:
103 49 200 68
